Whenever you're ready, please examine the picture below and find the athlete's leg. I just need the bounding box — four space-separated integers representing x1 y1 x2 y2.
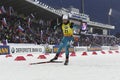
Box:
56 38 66 55
64 37 74 65
50 37 66 61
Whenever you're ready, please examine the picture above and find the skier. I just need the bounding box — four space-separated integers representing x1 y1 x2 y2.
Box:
50 14 74 65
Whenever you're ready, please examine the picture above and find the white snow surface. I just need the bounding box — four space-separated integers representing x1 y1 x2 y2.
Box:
0 51 120 80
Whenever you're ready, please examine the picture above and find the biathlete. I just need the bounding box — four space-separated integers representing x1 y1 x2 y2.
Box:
50 14 74 65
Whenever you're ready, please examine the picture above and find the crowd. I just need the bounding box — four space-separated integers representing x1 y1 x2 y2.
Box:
0 5 62 45
78 34 120 46
0 5 120 46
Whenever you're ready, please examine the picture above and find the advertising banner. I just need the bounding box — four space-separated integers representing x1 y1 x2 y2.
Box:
53 46 74 53
87 46 102 51
45 47 52 53
110 46 119 50
74 47 87 52
0 46 10 55
10 45 45 54
102 46 110 50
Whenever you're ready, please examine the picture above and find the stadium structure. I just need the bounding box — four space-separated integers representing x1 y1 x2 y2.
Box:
1 0 119 48
1 0 115 35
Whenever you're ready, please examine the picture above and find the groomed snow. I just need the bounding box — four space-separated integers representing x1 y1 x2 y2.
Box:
0 51 120 80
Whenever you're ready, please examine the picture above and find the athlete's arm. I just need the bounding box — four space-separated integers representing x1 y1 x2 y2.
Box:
54 23 62 30
70 22 74 28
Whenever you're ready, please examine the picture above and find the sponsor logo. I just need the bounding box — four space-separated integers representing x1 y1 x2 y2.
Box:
87 46 102 51
102 46 109 50
45 47 52 53
0 46 10 55
75 47 87 52
11 47 42 53
110 46 119 50
53 46 74 53
11 47 15 53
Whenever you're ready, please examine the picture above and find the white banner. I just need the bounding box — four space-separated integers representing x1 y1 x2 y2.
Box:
9 44 45 54
110 46 119 50
74 47 87 52
102 46 110 50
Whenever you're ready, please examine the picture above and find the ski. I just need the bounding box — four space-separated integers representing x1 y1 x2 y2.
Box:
30 61 63 65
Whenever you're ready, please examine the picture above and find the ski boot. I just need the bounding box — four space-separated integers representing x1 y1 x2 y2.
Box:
50 54 59 62
64 58 69 65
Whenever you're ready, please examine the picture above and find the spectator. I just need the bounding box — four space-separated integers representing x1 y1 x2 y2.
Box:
0 5 120 46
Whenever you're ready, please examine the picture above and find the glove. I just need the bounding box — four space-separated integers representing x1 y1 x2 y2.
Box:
54 23 61 30
54 26 57 30
70 40 74 47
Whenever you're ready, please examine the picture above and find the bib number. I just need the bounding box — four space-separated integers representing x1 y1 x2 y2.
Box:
64 26 68 34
